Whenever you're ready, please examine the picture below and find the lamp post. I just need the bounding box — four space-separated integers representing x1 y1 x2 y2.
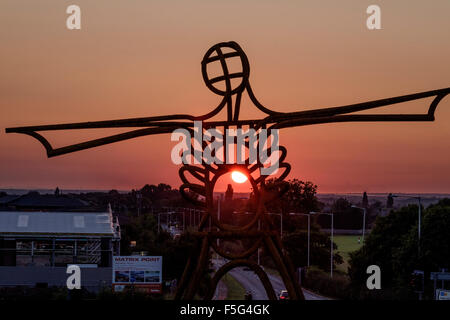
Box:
392 194 423 300
392 194 422 255
290 212 311 267
310 211 334 278
268 212 283 239
351 205 367 244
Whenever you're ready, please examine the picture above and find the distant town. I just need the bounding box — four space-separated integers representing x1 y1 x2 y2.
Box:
1 182 449 300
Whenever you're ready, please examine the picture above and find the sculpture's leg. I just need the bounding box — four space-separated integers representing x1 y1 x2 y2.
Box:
184 236 210 299
272 234 305 299
264 235 303 300
205 258 277 300
174 236 200 300
176 231 303 300
174 255 194 299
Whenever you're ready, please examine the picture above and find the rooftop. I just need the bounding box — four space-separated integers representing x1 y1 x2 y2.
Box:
0 192 88 209
0 210 120 237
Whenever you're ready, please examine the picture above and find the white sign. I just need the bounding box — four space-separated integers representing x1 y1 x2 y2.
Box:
112 256 162 284
437 289 450 300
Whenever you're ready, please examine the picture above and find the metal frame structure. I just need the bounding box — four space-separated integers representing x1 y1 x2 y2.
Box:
5 41 449 300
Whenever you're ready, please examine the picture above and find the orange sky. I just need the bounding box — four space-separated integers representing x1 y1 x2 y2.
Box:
1 0 449 193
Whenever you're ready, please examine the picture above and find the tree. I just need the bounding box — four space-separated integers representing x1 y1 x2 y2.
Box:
332 198 352 213
394 200 450 289
262 179 320 234
120 214 165 255
138 183 190 210
348 199 450 299
366 200 383 227
319 198 362 230
386 193 394 208
264 179 319 214
348 204 418 299
283 229 343 271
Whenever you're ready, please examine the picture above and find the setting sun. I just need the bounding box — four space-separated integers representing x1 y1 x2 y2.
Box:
231 171 248 184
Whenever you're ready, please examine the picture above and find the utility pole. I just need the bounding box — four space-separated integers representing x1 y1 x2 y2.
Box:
330 213 334 278
307 214 310 267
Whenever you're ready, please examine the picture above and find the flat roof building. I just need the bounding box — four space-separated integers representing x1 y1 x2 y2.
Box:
0 206 120 291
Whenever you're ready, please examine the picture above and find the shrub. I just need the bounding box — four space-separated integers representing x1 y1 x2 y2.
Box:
302 267 351 299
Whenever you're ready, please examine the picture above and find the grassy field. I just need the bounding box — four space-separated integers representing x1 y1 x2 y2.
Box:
221 273 246 300
265 236 362 275
334 235 363 273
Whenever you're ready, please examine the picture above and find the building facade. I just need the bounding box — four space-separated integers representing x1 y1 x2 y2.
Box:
0 207 120 291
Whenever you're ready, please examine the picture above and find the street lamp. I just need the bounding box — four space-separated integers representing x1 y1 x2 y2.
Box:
392 194 422 254
290 212 311 268
310 211 334 278
351 205 367 244
268 212 283 239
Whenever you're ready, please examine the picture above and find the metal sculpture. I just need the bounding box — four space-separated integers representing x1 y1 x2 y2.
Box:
5 41 449 300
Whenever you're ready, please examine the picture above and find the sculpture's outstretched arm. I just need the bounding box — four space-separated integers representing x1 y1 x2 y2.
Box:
254 87 449 129
5 99 227 157
5 86 449 157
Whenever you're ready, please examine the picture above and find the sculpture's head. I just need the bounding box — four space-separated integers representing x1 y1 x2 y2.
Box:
201 41 250 96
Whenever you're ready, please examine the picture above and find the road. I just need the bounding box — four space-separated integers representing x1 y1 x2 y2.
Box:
229 266 328 300
213 259 329 300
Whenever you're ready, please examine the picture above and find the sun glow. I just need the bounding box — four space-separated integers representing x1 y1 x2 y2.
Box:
231 171 248 184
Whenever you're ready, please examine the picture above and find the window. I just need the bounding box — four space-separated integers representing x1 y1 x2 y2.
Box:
74 216 85 228
17 215 29 227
